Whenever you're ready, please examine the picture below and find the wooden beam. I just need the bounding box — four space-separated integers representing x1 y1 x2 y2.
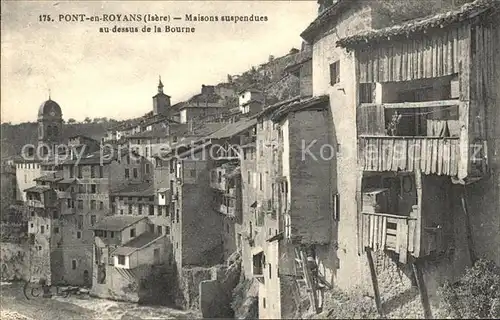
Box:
362 211 417 220
366 247 384 317
412 260 433 319
413 170 422 258
460 186 477 264
359 99 460 110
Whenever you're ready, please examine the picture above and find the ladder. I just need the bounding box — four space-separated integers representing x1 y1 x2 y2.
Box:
294 247 320 313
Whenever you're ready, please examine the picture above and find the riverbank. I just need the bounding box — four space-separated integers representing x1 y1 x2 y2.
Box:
0 282 201 320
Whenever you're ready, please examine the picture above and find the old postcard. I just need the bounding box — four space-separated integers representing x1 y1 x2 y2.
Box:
1 0 499 319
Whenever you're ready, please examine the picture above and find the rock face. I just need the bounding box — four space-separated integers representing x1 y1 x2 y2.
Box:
231 260 259 320
0 242 29 281
200 251 242 318
179 266 213 310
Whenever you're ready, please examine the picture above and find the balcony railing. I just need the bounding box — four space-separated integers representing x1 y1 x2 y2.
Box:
359 136 460 175
362 210 417 264
26 200 44 208
218 203 236 217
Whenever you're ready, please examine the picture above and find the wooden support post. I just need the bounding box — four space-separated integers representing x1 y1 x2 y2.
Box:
366 247 384 317
412 260 433 319
414 170 422 257
460 185 477 265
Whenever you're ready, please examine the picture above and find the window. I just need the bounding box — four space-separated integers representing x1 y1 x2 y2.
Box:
133 168 138 178
190 169 196 178
128 204 132 214
110 231 114 238
165 226 170 235
100 201 104 210
157 226 162 235
333 193 340 221
247 171 251 185
90 215 96 226
77 215 83 229
77 231 82 239
138 205 143 215
120 209 124 215
72 260 77 270
90 166 96 178
218 172 222 183
40 225 45 234
99 166 103 178
90 184 97 193
149 205 154 215
77 166 82 178
125 169 130 178
54 227 59 234
329 60 340 85
176 209 180 223
91 200 96 209
259 173 263 191
31 211 35 217
78 200 84 209
130 228 136 238
145 164 150 174
117 255 125 265
268 263 272 279
70 167 74 178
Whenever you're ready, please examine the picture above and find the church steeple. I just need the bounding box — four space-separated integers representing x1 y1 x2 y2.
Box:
153 76 170 116
158 76 164 94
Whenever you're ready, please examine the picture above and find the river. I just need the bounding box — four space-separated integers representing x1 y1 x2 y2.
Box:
0 282 201 320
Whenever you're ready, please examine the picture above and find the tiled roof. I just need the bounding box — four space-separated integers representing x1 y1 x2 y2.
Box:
204 119 257 140
337 0 500 48
112 232 164 256
252 96 302 120
91 216 146 231
300 0 352 42
34 172 63 183
111 181 154 197
62 147 129 165
24 185 51 193
129 122 224 139
186 92 222 105
270 95 330 123
177 141 213 159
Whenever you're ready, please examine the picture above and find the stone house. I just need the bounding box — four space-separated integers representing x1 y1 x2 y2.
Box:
294 0 500 316
90 215 170 302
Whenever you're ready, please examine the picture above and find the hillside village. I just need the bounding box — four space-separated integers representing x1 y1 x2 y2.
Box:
1 0 500 319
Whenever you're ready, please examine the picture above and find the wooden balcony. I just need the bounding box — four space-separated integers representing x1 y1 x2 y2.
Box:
362 211 418 264
26 200 44 208
218 203 236 217
359 136 460 175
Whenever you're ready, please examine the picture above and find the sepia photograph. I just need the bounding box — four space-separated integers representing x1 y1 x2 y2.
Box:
1 0 499 319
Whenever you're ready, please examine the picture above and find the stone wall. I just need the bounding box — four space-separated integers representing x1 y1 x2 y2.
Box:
200 252 241 318
179 266 213 310
0 242 30 281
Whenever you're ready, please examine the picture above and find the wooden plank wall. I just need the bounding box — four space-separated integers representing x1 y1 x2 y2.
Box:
359 137 460 175
469 19 498 173
357 28 464 83
357 104 385 135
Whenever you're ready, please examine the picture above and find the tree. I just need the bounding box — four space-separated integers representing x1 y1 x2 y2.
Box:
84 117 91 123
67 118 76 124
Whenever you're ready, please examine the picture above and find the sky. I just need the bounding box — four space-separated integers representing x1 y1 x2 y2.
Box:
1 0 317 124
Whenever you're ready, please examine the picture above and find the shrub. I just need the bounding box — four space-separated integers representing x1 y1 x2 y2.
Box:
437 259 500 319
